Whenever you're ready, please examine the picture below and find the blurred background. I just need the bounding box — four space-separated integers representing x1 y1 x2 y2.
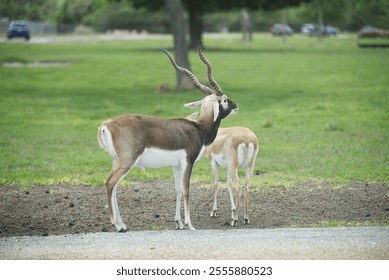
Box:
0 0 388 188
1 0 388 40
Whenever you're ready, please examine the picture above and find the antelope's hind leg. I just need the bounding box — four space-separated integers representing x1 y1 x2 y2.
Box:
210 160 219 217
243 166 252 225
105 164 132 232
226 169 238 227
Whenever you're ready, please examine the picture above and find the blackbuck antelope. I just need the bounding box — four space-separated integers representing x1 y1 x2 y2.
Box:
206 127 258 226
98 43 237 232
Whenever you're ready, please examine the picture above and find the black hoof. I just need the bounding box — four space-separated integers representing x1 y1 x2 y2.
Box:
118 228 127 233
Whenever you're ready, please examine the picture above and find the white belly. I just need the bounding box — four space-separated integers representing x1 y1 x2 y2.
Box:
136 148 187 168
213 152 228 168
213 143 249 168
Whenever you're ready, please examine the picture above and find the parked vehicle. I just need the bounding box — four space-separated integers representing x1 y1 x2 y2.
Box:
358 26 389 38
270 23 293 36
7 20 30 40
301 23 315 35
323 25 337 36
301 24 337 36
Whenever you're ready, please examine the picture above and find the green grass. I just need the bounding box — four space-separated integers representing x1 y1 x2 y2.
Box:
357 37 389 47
0 34 388 188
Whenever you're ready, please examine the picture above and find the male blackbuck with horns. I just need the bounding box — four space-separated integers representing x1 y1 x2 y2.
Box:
98 43 237 232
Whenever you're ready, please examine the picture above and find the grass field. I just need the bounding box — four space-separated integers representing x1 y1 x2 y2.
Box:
0 33 388 189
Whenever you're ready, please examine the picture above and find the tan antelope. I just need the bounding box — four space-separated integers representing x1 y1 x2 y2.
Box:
98 43 237 232
206 127 258 226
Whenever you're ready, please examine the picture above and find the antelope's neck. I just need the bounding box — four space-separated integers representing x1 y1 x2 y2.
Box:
197 117 221 146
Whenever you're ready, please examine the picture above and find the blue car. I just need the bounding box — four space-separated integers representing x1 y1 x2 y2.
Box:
7 20 30 40
270 23 294 36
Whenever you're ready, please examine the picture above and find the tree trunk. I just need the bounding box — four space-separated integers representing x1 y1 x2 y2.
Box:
187 3 203 49
282 8 288 44
317 0 323 43
241 8 252 42
165 0 193 91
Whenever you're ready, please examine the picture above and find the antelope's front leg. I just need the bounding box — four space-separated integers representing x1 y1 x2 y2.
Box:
183 165 196 230
175 192 184 230
173 167 184 230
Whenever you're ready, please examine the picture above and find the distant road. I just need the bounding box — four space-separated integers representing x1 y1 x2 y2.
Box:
0 33 169 44
0 33 242 44
1 226 388 259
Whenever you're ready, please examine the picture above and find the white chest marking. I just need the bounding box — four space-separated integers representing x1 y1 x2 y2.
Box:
136 148 187 168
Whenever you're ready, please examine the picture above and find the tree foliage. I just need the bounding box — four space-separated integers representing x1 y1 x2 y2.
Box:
55 0 95 24
0 0 56 21
349 0 389 30
132 0 313 47
0 0 388 31
293 0 389 31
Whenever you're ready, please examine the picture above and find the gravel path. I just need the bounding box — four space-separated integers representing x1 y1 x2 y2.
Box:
1 226 388 260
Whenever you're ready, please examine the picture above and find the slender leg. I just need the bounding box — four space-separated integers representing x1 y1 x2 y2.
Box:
105 164 132 232
210 159 219 217
226 169 236 225
243 166 251 225
173 166 184 230
244 159 256 225
228 166 240 227
183 163 195 230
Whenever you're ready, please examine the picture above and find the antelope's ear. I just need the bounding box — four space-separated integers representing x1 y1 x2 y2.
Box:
213 102 219 122
186 112 199 120
184 100 203 109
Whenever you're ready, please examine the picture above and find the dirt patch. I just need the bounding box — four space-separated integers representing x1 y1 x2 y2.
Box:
1 181 388 237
